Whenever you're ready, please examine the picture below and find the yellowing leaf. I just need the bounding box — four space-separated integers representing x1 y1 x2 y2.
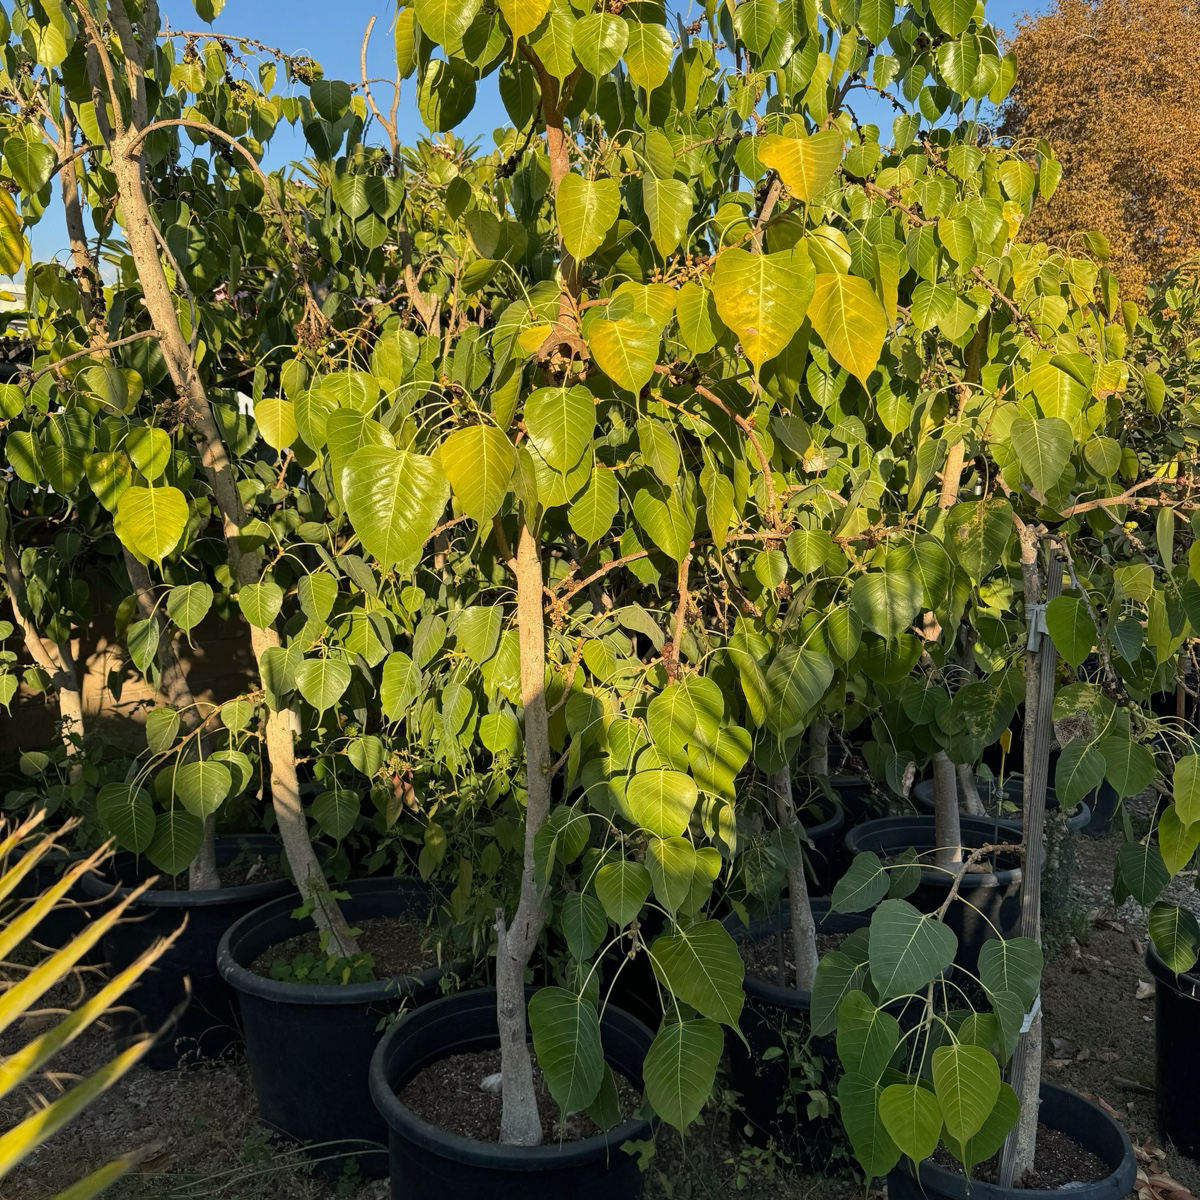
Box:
758 128 844 203
556 175 619 260
115 486 189 565
711 247 815 369
808 272 888 384
498 0 549 39
588 312 660 393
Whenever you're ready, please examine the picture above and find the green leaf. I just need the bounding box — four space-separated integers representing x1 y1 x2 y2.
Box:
647 836 699 914
145 707 180 754
145 809 204 875
858 0 895 45
711 247 815 370
1054 740 1106 807
528 987 605 1115
3 137 55 195
440 424 514 526
173 760 231 819
556 175 620 260
764 642 834 734
255 397 297 450
126 427 171 481
879 1083 942 1164
115 486 189 565
945 498 1012 582
812 950 869 1036
96 783 155 853
1114 841 1169 907
1157 806 1200 877
524 385 594 474
561 891 608 960
238 581 284 629
832 851 891 913
1044 595 1095 669
572 11 627 75
643 1018 723 1132
623 19 673 90
457 605 503 664
676 281 722 356
1148 903 1200 975
808 272 888 384
1175 755 1200 826
310 79 351 121
758 128 844 203
166 583 213 633
836 990 900 1081
417 58 476 132
978 937 1042 1010
296 654 352 714
297 573 337 623
643 176 691 259
867 899 957 1001
588 312 660 394
650 919 744 1026
626 769 698 838
838 1073 901 1179
568 467 619 543
851 571 922 642
943 1082 1019 1170
1098 736 1155 798
531 0 577 80
413 0 482 47
687 724 751 801
595 859 652 926
1009 416 1072 498
931 1043 1000 1142
312 788 360 840
632 480 694 562
929 0 973 37
343 447 449 570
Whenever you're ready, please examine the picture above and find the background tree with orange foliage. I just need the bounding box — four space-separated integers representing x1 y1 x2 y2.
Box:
1000 0 1200 294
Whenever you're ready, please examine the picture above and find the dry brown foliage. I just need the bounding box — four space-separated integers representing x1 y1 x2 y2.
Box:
999 0 1200 295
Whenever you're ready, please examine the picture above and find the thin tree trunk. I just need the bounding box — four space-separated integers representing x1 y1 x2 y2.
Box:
804 716 829 776
497 523 553 1145
932 751 962 868
77 23 353 948
3 541 84 776
773 768 819 991
957 763 987 817
997 535 1062 1184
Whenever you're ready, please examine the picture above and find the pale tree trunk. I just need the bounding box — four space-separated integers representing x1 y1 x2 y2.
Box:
997 535 1061 1184
932 751 962 868
773 768 819 991
496 524 553 1146
804 716 829 776
76 9 355 953
3 541 84 779
956 763 988 817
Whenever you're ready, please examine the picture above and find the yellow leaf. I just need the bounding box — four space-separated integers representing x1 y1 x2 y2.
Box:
0 192 26 278
711 247 815 370
518 323 552 353
808 272 888 384
498 0 550 40
758 127 844 203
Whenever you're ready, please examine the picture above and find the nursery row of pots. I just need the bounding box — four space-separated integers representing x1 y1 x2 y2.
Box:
65 784 1144 1200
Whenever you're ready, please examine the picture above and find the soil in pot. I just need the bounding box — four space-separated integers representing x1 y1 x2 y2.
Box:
930 1123 1110 1188
79 833 291 1070
400 1047 640 1143
249 916 436 982
217 876 454 1180
369 987 655 1200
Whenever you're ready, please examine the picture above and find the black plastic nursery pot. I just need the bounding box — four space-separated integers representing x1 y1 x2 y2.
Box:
911 777 1091 835
1145 938 1200 1158
844 816 1029 971
829 774 890 824
217 875 450 1178
723 898 869 1164
797 790 846 895
369 987 655 1200
79 833 289 1069
887 1082 1136 1199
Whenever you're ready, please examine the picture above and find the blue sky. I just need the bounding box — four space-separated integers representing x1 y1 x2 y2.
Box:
26 0 1049 263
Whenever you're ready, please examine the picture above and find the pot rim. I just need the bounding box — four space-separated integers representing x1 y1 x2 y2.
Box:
1145 937 1200 996
889 1081 1135 1198
217 875 453 1007
845 816 1025 889
368 986 656 1169
78 833 290 909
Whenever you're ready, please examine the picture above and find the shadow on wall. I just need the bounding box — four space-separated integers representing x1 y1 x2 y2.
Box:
1 602 257 751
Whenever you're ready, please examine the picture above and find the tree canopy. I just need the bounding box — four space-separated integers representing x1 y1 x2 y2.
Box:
1000 0 1200 292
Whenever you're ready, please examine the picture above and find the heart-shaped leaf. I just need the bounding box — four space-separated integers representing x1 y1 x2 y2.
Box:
556 175 620 260
712 247 815 369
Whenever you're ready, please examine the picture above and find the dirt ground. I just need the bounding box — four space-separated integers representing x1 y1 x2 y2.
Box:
2 829 1196 1200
